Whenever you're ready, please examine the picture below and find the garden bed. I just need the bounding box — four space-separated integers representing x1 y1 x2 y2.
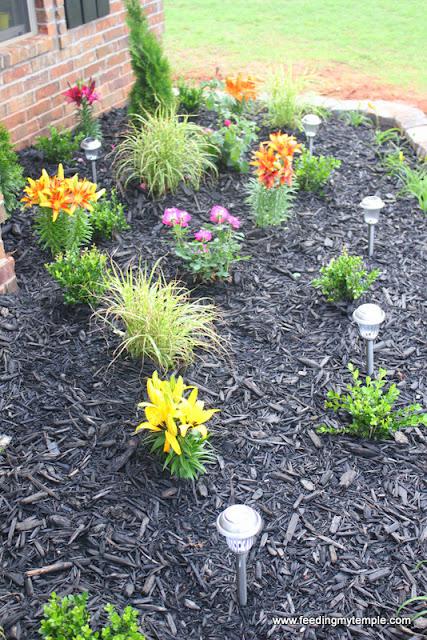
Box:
0 108 426 640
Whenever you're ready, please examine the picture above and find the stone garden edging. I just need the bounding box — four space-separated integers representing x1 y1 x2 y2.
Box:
304 95 427 159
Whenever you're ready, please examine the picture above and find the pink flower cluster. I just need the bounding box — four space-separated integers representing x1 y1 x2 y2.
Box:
162 207 191 227
210 205 241 229
162 205 241 244
64 79 100 107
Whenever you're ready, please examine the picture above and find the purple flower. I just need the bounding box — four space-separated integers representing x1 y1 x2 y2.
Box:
162 207 191 227
194 229 213 242
210 205 229 224
224 119 232 127
227 214 241 229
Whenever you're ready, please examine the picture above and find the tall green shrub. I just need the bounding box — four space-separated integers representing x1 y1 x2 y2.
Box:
0 124 24 215
125 0 173 116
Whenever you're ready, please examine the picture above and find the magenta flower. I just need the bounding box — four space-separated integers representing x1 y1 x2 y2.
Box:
162 207 191 227
210 205 229 224
224 119 232 127
194 229 213 242
227 214 241 229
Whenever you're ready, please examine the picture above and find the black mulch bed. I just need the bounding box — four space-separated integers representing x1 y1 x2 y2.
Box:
1 108 426 640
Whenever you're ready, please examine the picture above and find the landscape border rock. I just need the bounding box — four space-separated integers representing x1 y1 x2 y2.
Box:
305 95 427 158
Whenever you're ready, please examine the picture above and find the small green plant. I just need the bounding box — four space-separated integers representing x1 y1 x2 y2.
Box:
374 127 401 147
264 66 309 129
177 79 204 115
209 115 258 173
312 248 380 302
114 108 217 197
90 189 129 238
383 147 407 177
0 123 24 215
39 592 145 639
341 110 371 127
125 0 173 117
46 246 108 305
246 178 295 227
96 260 222 370
101 604 145 639
318 363 427 439
294 148 341 193
35 127 84 164
400 165 427 211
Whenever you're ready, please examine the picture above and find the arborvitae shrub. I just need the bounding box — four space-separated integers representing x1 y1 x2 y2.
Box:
0 123 24 215
125 0 173 117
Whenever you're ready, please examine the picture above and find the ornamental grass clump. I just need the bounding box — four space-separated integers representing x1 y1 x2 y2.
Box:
318 364 427 439
400 165 427 212
246 132 301 227
312 248 380 302
135 371 218 479
64 78 102 139
264 66 309 129
21 164 105 256
113 109 217 197
97 260 222 370
163 204 246 281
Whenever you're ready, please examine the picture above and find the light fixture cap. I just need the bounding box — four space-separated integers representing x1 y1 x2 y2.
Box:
360 195 385 224
301 113 322 137
81 137 102 160
216 505 262 554
352 303 385 340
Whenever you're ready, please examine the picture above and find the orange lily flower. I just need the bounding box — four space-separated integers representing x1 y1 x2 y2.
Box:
225 73 257 102
68 176 105 212
268 132 302 160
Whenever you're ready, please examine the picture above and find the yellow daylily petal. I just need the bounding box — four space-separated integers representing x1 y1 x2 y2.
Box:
165 430 182 455
135 421 161 433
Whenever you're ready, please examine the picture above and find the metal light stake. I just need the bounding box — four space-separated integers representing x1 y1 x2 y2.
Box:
81 137 102 183
352 303 385 376
216 504 263 606
360 196 384 258
301 114 322 155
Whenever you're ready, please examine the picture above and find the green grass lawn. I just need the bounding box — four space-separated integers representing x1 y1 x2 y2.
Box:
164 0 427 92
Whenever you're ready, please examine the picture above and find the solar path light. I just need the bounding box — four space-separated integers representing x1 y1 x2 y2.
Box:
360 196 385 258
216 504 263 606
352 303 385 376
81 137 102 183
301 113 322 155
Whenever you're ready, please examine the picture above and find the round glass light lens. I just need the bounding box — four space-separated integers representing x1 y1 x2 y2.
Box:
360 196 385 225
216 505 262 555
352 303 385 340
301 114 322 137
81 137 102 161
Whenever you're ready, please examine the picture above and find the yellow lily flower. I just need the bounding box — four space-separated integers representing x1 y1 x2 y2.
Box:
178 387 219 438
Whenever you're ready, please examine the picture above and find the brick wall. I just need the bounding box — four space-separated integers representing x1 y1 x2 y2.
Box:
0 0 164 148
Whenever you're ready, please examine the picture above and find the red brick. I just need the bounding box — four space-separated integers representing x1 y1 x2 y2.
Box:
35 81 60 101
0 256 18 294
